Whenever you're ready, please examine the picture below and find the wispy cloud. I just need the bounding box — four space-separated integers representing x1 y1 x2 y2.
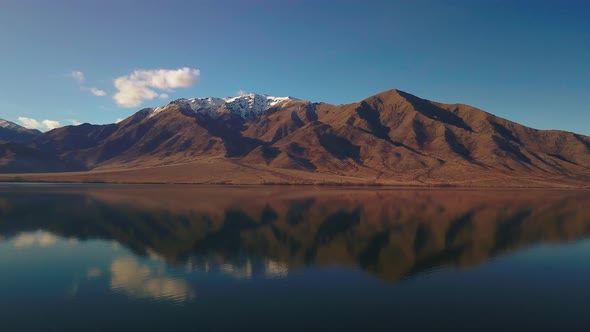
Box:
69 119 82 126
113 67 200 108
90 87 107 97
71 71 85 84
71 70 108 97
18 117 62 131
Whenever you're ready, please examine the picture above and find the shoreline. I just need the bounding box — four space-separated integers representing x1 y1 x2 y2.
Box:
0 178 588 190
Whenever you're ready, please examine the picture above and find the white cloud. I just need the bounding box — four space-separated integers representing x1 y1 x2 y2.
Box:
113 67 200 108
115 118 124 124
69 119 82 126
71 71 85 84
42 119 62 130
90 87 107 97
237 89 247 96
71 71 107 97
18 117 43 130
18 117 62 131
158 93 169 100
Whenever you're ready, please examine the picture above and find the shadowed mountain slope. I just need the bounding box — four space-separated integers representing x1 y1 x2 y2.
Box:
0 142 86 173
0 118 41 143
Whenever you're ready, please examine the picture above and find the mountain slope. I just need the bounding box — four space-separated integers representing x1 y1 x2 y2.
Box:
0 141 86 173
0 119 41 143
30 94 297 168
242 89 590 183
2 90 590 186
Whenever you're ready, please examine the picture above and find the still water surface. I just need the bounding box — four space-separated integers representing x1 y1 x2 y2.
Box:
1 185 590 331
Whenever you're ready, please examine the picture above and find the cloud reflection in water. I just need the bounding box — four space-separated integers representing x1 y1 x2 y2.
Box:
110 257 195 304
12 231 58 248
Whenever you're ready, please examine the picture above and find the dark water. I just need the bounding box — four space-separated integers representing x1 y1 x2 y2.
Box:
1 185 590 331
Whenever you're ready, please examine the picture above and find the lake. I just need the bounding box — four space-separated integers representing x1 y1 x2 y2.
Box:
1 184 589 331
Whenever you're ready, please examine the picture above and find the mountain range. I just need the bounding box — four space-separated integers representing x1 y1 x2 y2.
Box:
1 89 589 187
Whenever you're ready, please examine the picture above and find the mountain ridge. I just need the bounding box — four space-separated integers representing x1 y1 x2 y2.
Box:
1 89 589 187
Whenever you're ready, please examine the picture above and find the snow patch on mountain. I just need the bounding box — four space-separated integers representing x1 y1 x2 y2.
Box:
148 93 296 119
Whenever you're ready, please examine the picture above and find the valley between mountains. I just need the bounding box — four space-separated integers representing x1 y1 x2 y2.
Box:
1 89 589 187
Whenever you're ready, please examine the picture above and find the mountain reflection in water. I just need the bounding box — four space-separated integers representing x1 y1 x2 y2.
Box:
3 185 590 332
1 186 589 285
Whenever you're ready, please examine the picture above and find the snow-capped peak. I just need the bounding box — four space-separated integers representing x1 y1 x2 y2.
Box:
148 93 296 119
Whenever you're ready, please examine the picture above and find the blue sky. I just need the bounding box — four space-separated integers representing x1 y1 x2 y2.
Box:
0 0 588 134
